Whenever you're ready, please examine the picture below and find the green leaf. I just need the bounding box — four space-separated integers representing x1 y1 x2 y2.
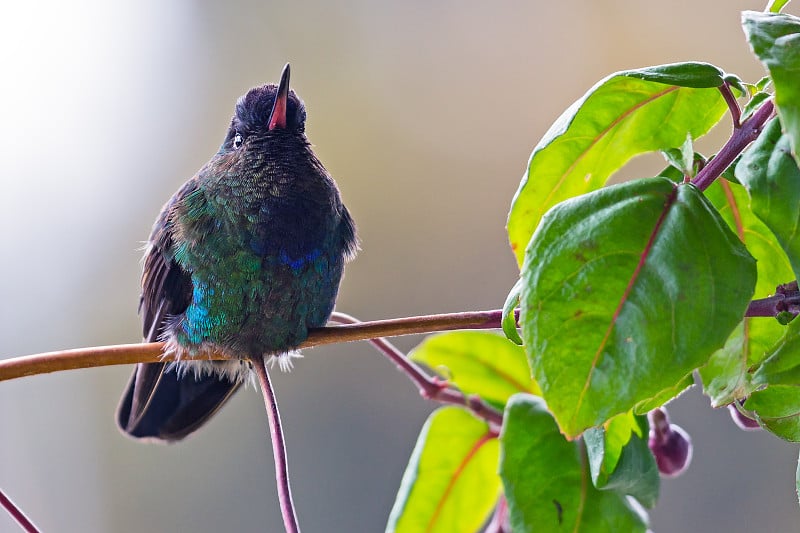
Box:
753 317 800 386
661 134 695 177
507 63 728 265
409 331 539 405
745 385 800 441
633 375 694 415
520 177 756 437
723 73 748 97
621 62 726 88
502 279 523 345
742 91 773 121
698 177 794 405
386 407 500 533
736 117 800 280
583 412 660 508
743 11 800 163
767 0 792 15
500 394 649 532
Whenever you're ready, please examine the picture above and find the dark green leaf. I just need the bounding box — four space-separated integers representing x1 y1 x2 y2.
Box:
633 375 694 415
723 73 748 96
520 177 756 437
584 412 660 508
698 178 794 405
753 317 800 386
743 11 800 163
507 64 728 265
745 385 800 441
736 117 800 280
500 394 649 532
502 279 523 345
409 331 538 405
387 407 500 532
621 62 726 88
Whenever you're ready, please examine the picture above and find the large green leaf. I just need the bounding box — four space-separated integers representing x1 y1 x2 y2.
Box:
409 331 539 405
736 117 800 280
583 412 660 508
499 394 649 532
743 11 800 163
745 384 800 442
753 317 800 387
507 62 728 266
742 319 800 441
520 177 756 437
386 407 500 533
699 177 794 406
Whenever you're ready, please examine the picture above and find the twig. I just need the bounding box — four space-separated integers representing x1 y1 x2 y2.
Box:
0 310 506 382
719 82 741 128
329 312 504 427
251 355 300 533
0 487 40 533
691 99 774 191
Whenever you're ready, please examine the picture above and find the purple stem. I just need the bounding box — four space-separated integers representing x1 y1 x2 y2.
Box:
252 356 300 533
691 99 774 191
0 488 39 533
329 312 504 428
719 83 741 128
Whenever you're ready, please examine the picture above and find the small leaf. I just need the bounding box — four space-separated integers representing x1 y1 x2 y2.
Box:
507 63 728 265
409 331 538 405
766 0 792 14
584 412 660 508
387 407 500 533
502 279 523 345
723 73 748 96
743 11 800 163
500 394 649 532
745 385 800 441
736 117 800 280
661 134 695 177
742 91 772 121
520 177 756 437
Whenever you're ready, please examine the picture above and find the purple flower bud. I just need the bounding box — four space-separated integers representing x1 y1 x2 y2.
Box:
727 403 761 431
648 408 693 478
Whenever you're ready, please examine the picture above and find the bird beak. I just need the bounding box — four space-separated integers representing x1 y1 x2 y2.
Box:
267 63 291 130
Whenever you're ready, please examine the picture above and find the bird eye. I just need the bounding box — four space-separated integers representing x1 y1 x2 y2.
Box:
233 133 244 149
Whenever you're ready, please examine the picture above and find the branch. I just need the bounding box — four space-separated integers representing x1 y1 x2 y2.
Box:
0 310 506 383
0 487 40 533
691 99 774 191
719 82 741 128
252 356 300 533
745 281 800 318
329 313 504 427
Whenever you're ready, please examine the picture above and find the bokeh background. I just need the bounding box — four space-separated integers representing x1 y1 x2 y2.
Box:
2 1 799 531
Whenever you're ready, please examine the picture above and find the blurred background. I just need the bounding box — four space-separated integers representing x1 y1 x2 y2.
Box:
1 1 798 531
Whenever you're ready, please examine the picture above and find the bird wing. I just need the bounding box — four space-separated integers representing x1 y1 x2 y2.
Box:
117 179 240 442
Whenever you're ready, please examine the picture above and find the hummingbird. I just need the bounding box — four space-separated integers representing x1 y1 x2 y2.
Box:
117 64 358 442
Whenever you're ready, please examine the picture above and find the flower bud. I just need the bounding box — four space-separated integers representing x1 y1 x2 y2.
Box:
648 407 693 478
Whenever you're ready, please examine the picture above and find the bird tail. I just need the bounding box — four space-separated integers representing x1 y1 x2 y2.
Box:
116 362 240 442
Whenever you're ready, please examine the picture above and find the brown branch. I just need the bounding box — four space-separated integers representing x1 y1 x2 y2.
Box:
0 487 40 533
0 310 505 382
252 356 300 533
